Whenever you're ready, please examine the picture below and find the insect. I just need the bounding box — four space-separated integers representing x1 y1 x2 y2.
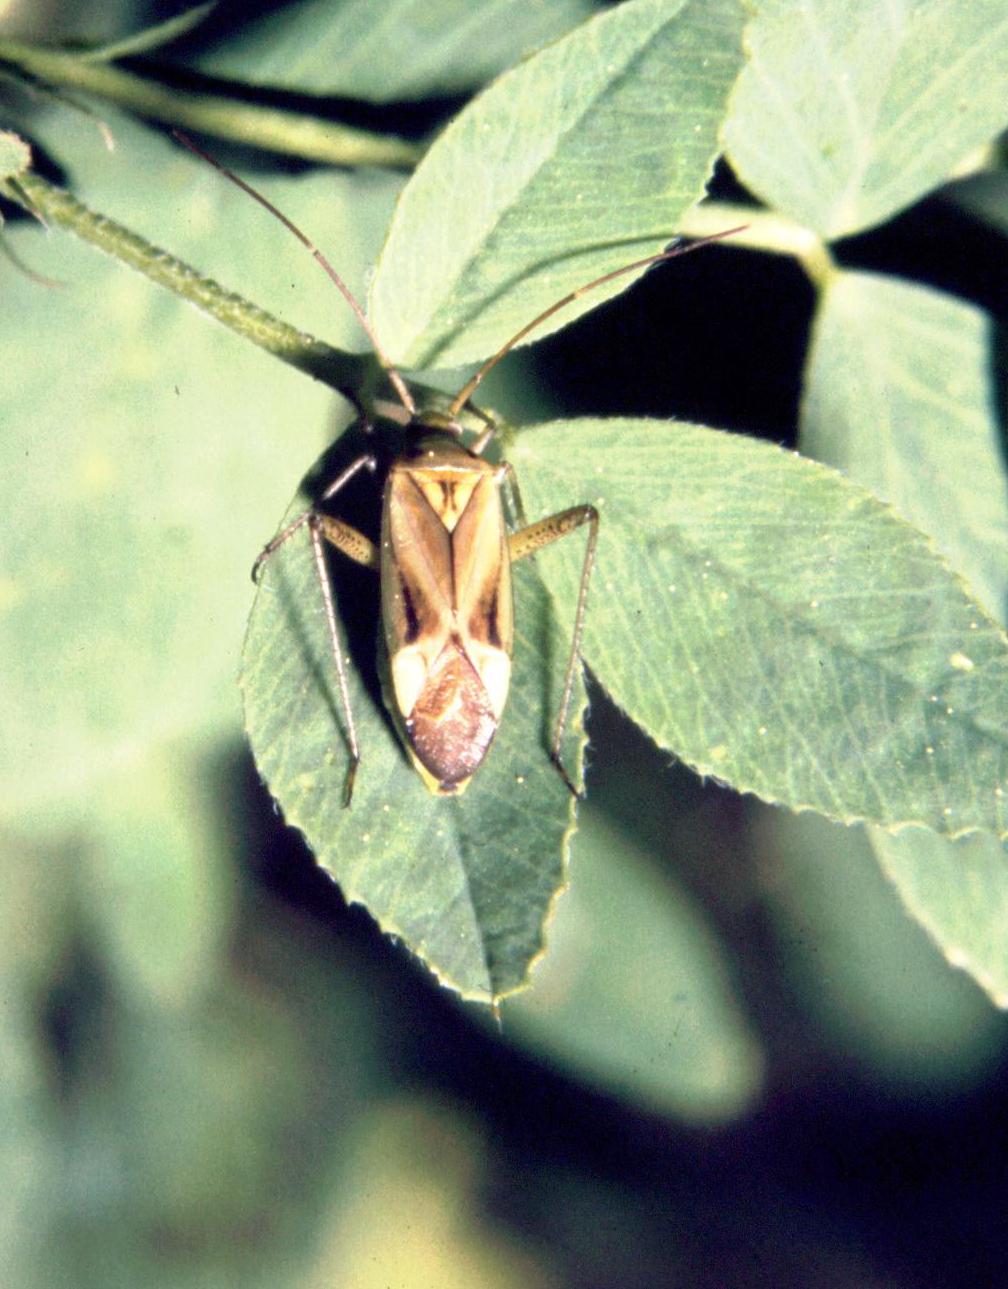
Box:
177 134 740 803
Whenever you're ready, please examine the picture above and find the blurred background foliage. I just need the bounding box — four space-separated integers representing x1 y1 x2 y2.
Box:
2 1 1008 1286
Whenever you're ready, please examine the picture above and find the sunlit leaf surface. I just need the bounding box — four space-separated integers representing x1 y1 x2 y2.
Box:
724 0 1008 237
371 0 745 367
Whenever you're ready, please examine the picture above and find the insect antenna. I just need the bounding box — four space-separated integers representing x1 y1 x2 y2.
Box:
172 130 416 418
448 224 747 420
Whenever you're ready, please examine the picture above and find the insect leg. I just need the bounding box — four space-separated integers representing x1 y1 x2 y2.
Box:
251 452 377 581
308 515 378 804
252 452 379 805
468 404 503 456
509 504 600 797
499 461 529 529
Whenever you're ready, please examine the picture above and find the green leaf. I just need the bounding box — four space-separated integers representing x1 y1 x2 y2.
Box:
81 742 236 1010
801 269 1008 1009
240 477 586 1002
723 0 1008 238
0 108 400 821
194 0 602 103
0 129 30 178
511 419 1008 838
504 800 764 1122
370 0 745 368
872 827 1008 1008
81 2 217 62
763 809 1005 1086
801 271 1008 623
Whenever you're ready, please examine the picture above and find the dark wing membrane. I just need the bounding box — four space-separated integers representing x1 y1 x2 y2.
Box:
406 641 498 791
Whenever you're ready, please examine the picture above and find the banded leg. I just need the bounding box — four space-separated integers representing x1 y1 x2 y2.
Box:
509 503 600 797
252 453 379 805
251 453 377 581
499 461 529 530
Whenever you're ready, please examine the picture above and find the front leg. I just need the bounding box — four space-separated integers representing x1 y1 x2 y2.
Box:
252 452 380 804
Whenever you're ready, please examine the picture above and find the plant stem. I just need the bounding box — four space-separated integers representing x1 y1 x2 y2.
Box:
0 39 422 170
680 201 834 288
1 168 370 395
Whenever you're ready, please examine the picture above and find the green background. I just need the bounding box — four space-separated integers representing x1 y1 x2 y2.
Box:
2 1 1008 1286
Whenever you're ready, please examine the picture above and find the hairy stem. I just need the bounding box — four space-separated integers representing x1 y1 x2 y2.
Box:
0 39 422 170
2 168 371 394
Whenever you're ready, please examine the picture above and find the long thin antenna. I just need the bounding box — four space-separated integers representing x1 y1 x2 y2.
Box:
447 225 748 419
172 130 416 417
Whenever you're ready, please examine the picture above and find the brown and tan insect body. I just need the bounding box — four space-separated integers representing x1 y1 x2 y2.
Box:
381 433 513 794
179 128 745 800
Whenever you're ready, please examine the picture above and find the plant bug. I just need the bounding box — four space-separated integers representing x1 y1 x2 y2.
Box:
176 134 741 803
